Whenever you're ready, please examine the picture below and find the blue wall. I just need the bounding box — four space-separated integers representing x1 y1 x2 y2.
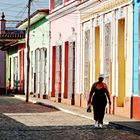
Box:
133 0 139 96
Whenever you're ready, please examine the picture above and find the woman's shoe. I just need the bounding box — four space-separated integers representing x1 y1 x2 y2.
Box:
98 123 103 128
94 121 99 128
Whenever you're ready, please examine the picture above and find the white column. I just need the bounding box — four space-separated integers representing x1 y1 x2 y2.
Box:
93 19 96 83
100 15 104 74
49 44 53 95
90 19 93 88
115 10 119 97
61 42 64 94
112 10 117 96
79 23 83 93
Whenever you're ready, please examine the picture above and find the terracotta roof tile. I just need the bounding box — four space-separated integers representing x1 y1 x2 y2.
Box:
0 30 25 39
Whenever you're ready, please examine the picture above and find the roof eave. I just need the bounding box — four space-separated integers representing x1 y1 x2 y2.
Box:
17 9 49 30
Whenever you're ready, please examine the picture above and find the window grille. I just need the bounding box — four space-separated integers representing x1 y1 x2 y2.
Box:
40 48 47 94
104 23 111 90
68 42 75 99
84 30 90 99
55 45 62 97
13 56 18 89
35 49 40 94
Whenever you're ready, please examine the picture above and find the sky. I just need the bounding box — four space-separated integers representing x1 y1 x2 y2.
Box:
0 0 49 28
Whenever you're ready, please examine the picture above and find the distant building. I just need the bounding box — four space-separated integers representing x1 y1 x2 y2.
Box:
0 12 25 94
17 9 49 98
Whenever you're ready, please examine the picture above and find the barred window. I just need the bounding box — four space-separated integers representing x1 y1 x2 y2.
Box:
68 42 75 99
84 30 90 99
55 45 62 96
104 23 111 90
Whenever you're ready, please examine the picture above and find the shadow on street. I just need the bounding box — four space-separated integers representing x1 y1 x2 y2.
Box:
0 96 139 140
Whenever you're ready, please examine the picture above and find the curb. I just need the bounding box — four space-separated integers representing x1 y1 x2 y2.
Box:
14 95 94 120
14 95 108 124
36 102 108 125
109 122 140 136
36 102 94 121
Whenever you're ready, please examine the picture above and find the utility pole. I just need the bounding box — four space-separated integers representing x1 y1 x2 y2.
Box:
26 0 32 102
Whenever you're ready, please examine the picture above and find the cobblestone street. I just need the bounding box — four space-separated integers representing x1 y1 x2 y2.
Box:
0 96 139 140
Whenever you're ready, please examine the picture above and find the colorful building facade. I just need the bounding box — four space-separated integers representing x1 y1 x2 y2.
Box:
2 0 140 120
0 13 25 94
48 0 81 104
7 42 25 94
78 0 133 118
17 9 49 98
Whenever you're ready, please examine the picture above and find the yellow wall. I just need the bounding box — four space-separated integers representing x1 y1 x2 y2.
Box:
95 26 100 81
117 19 125 107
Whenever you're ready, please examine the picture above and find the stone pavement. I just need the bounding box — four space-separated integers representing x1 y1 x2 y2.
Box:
0 95 139 140
15 95 140 136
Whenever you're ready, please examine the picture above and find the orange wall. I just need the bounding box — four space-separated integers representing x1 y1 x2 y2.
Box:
132 97 140 120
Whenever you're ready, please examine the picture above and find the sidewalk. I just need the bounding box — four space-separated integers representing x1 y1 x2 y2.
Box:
15 95 140 135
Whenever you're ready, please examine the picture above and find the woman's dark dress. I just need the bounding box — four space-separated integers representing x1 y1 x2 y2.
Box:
91 83 107 124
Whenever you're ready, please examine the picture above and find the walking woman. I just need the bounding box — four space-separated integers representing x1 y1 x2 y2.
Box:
88 74 111 128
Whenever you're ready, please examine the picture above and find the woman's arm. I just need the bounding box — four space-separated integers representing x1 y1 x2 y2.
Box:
88 83 96 104
104 83 111 105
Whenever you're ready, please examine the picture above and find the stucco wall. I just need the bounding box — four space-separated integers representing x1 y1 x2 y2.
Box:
28 17 50 95
133 0 139 96
50 10 81 94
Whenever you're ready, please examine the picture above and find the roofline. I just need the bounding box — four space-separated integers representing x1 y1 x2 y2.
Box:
16 9 49 29
0 39 25 51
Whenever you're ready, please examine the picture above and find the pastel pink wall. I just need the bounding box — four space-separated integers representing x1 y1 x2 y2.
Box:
51 11 80 46
50 10 81 93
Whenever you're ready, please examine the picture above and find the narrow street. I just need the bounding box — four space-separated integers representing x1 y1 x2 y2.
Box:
0 96 139 140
